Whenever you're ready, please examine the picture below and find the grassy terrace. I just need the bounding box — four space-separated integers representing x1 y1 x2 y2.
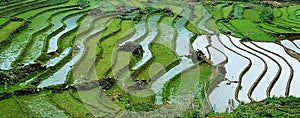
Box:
230 19 275 41
135 43 179 82
210 96 300 117
163 63 212 103
95 19 134 78
2 0 300 117
0 17 9 26
0 21 22 43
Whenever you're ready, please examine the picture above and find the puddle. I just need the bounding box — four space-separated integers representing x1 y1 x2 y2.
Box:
45 47 71 68
175 17 193 56
0 9 68 70
152 57 194 104
119 15 147 46
132 15 161 70
47 15 83 53
152 16 194 104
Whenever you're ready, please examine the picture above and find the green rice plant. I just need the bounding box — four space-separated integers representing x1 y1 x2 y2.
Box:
0 21 22 43
287 5 300 21
229 19 275 41
243 8 261 21
49 90 94 117
96 19 134 78
259 23 291 33
211 4 227 20
135 43 179 82
0 17 9 26
223 5 233 19
233 4 244 19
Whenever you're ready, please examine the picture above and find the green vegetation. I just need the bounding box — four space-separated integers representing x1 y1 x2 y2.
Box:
95 19 134 78
0 21 22 42
230 19 275 41
135 43 179 82
1 0 300 117
209 96 300 117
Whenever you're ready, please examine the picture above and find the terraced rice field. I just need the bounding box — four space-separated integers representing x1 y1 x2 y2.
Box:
1 0 300 117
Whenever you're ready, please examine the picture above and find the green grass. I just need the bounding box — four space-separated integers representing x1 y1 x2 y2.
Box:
0 21 23 42
243 8 261 21
49 90 94 117
233 4 244 19
185 20 202 35
273 8 282 18
191 4 203 25
259 23 291 33
209 96 300 117
0 96 26 117
211 4 227 20
216 22 243 38
163 62 212 103
78 87 118 113
229 19 275 41
135 43 179 82
96 19 134 78
204 18 219 33
287 5 300 21
104 84 129 108
16 0 78 19
105 83 155 108
16 91 67 117
223 5 233 19
0 17 9 26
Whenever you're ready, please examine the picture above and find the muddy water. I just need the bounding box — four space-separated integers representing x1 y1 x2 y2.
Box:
254 42 300 97
47 15 83 53
119 15 147 46
281 40 300 53
132 15 161 70
192 35 210 59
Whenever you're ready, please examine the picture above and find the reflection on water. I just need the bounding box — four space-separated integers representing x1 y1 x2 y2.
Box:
132 15 161 70
48 15 83 53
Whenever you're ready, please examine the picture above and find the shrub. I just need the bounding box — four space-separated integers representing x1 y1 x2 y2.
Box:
259 7 274 23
